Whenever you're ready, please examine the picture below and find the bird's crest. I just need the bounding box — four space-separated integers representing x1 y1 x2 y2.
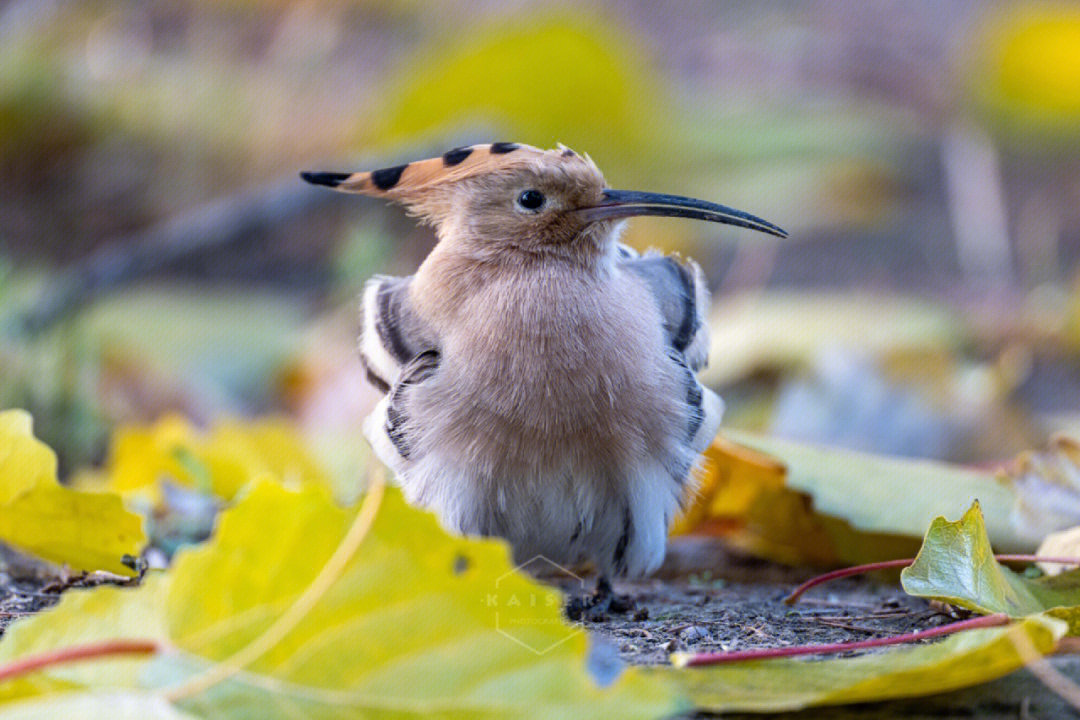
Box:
301 142 600 197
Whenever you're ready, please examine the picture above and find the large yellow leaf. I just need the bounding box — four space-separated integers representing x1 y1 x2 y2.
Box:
0 410 144 576
667 615 1065 713
0 482 679 718
154 483 678 718
675 429 1067 566
0 468 1069 716
0 576 168 702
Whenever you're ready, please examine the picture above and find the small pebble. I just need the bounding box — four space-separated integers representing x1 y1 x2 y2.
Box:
678 625 710 642
661 639 680 653
632 608 649 621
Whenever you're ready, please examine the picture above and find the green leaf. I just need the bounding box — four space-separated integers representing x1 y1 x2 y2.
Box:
0 410 145 576
667 615 1064 713
902 502 1080 633
155 483 678 718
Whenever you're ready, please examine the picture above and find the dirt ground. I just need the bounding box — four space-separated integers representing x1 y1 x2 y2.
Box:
570 538 941 667
582 538 1080 718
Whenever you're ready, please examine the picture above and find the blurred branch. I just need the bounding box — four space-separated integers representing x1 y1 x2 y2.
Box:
11 177 347 337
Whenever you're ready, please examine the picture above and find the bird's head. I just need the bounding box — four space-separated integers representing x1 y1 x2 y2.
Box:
302 142 786 260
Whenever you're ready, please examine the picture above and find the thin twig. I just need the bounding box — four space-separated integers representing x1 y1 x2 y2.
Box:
796 598 880 610
672 613 1010 667
804 611 913 621
11 178 345 336
784 555 1080 605
812 618 899 634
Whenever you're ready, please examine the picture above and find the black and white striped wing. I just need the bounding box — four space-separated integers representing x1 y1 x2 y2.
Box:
620 246 721 455
619 248 711 371
359 275 436 393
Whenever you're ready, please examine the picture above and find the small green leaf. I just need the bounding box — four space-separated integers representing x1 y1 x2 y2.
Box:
902 502 1080 633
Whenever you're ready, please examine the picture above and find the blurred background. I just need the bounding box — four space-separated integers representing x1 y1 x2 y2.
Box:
2 0 1080 479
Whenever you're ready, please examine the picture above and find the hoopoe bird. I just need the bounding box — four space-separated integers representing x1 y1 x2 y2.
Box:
302 143 785 595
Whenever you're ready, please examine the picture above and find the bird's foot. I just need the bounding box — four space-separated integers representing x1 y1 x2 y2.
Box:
565 577 636 622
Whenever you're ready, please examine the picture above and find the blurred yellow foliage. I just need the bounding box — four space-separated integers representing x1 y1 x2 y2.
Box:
996 12 1080 115
0 410 144 576
365 15 667 175
98 414 338 504
673 429 1074 566
967 7 1080 146
672 435 919 566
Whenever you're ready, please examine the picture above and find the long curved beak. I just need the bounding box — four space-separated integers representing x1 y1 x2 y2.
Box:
576 189 788 238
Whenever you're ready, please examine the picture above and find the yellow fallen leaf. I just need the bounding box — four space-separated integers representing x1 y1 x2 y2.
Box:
674 429 1079 566
674 432 923 566
701 291 962 388
0 460 1069 716
0 482 679 718
967 6 1080 147
666 615 1064 713
366 16 666 178
0 576 168 703
1038 526 1080 576
99 414 339 504
0 410 145 576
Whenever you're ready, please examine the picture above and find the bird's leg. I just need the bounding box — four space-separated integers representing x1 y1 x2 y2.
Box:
594 576 615 605
582 576 635 621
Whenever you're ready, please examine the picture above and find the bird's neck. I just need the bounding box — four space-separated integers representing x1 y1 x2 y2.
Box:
409 236 616 330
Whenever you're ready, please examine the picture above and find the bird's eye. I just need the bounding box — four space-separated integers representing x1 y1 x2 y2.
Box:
516 189 545 211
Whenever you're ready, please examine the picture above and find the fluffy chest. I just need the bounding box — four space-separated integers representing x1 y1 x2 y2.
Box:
408 264 686 471
450 271 667 420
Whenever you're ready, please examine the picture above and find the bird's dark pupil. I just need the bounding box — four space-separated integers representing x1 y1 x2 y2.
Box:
518 189 544 210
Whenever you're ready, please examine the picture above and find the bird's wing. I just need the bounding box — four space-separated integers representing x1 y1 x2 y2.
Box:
364 349 440 472
619 249 711 371
359 275 437 392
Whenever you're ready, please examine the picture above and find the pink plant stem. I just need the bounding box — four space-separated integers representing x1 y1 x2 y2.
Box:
784 555 1080 605
678 613 1011 667
0 639 160 684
